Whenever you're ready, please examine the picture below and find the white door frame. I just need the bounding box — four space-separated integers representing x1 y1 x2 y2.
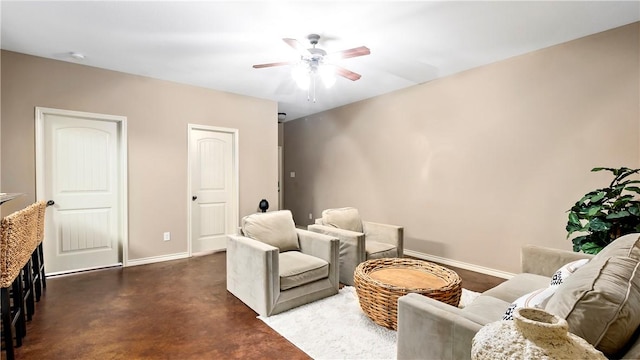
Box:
278 145 283 210
35 107 129 268
187 124 239 256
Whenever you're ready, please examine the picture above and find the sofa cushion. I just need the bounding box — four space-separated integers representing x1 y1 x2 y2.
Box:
461 295 512 325
279 251 329 290
482 273 550 303
545 255 640 356
321 207 363 233
593 233 640 260
241 210 299 252
366 241 397 259
550 258 590 287
503 286 557 320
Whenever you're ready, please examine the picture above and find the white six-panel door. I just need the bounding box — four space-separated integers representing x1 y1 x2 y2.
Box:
36 107 127 274
189 125 238 254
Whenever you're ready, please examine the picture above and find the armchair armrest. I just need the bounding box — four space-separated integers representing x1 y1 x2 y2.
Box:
296 229 339 263
307 224 366 285
521 245 593 277
226 234 279 316
397 293 484 360
296 229 340 286
362 221 404 257
307 224 366 262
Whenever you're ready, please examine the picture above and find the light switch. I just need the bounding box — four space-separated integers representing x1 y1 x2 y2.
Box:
290 171 296 178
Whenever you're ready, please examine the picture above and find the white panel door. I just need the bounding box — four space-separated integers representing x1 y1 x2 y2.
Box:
190 128 237 254
40 111 123 274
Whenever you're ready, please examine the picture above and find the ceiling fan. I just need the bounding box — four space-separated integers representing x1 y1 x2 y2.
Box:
253 34 370 92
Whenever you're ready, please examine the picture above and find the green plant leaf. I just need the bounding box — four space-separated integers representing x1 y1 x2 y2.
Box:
569 167 640 252
566 223 582 235
624 186 640 194
589 191 607 203
581 242 603 254
571 234 589 245
589 218 611 232
614 168 640 183
616 180 640 186
606 211 630 219
614 184 628 193
629 205 640 216
587 205 603 217
613 195 634 207
591 167 614 173
568 212 580 225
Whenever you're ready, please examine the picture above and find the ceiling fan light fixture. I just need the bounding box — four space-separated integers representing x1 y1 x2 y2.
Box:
319 64 336 88
253 34 370 102
292 63 311 90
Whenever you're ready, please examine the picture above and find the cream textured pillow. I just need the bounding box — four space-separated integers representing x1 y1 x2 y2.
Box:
545 256 640 356
321 207 363 233
241 210 299 252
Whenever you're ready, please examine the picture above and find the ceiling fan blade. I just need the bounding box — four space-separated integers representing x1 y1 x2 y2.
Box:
283 38 310 55
332 46 371 60
335 66 362 81
253 61 295 69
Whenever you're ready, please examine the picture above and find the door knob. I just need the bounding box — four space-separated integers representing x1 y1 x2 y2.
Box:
192 196 198 201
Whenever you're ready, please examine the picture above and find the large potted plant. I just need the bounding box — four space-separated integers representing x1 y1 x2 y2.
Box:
566 167 640 254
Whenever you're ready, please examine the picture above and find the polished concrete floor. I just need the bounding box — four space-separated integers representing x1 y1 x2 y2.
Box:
8 252 505 359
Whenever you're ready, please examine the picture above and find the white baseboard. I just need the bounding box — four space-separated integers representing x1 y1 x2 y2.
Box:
47 263 123 277
125 252 190 267
403 249 515 279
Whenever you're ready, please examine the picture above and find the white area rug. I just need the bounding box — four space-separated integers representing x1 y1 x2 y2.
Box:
258 286 480 360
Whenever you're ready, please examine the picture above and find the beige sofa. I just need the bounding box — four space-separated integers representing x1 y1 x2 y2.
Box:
397 234 640 359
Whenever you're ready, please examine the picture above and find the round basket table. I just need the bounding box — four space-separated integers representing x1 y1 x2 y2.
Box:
354 258 462 330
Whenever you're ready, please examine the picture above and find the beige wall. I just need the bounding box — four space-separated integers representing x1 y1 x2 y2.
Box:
284 23 640 274
1 50 278 261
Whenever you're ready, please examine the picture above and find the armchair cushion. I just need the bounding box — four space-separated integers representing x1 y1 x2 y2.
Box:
279 251 329 291
366 241 397 259
321 207 363 233
241 210 299 252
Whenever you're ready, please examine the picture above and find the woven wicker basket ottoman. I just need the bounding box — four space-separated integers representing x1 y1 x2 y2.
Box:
354 258 462 330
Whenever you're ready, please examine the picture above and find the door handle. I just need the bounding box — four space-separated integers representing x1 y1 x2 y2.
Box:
192 196 198 201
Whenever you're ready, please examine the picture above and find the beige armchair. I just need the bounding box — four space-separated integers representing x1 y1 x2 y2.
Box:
307 207 403 286
226 210 339 317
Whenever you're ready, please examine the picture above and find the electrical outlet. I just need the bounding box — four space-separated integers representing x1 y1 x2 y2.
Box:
309 213 313 220
290 171 296 178
163 232 171 241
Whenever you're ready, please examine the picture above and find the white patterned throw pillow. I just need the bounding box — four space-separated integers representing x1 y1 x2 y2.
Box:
503 258 590 320
502 286 557 320
549 258 590 287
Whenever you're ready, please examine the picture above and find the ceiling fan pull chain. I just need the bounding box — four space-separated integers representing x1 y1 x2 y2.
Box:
312 76 317 103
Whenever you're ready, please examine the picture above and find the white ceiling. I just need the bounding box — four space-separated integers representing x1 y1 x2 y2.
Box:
1 1 639 121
